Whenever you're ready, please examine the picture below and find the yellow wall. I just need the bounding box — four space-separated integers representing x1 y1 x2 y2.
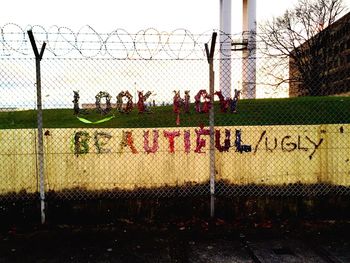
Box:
0 124 349 195
0 129 37 194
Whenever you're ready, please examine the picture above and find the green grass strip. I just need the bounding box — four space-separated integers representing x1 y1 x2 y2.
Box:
0 96 349 129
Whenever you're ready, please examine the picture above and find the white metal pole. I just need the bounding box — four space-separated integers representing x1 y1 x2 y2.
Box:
27 30 46 225
205 33 217 218
242 0 256 99
219 0 232 99
209 63 215 218
36 58 46 225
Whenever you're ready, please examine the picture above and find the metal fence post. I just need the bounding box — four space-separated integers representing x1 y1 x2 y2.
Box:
205 32 217 218
27 30 46 224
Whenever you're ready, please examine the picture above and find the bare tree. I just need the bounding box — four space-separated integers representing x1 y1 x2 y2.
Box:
259 0 346 96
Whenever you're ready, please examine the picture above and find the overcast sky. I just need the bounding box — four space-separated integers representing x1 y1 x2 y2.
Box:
1 0 348 33
0 0 349 104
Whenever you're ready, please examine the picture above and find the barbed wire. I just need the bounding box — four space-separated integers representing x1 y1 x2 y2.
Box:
0 23 260 60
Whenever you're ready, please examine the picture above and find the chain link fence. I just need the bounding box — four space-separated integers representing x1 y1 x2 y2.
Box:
0 24 349 209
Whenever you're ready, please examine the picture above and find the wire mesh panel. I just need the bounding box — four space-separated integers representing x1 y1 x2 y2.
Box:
214 55 350 196
0 24 349 202
0 59 38 200
37 28 214 200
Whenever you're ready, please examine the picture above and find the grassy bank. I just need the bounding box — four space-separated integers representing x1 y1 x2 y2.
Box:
0 96 349 129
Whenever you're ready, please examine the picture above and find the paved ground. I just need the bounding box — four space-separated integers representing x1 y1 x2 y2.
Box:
0 219 349 262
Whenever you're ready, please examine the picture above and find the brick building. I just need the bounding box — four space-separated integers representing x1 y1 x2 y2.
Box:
289 12 350 97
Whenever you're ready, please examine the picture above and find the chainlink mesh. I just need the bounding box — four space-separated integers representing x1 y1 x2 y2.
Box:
0 25 349 202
